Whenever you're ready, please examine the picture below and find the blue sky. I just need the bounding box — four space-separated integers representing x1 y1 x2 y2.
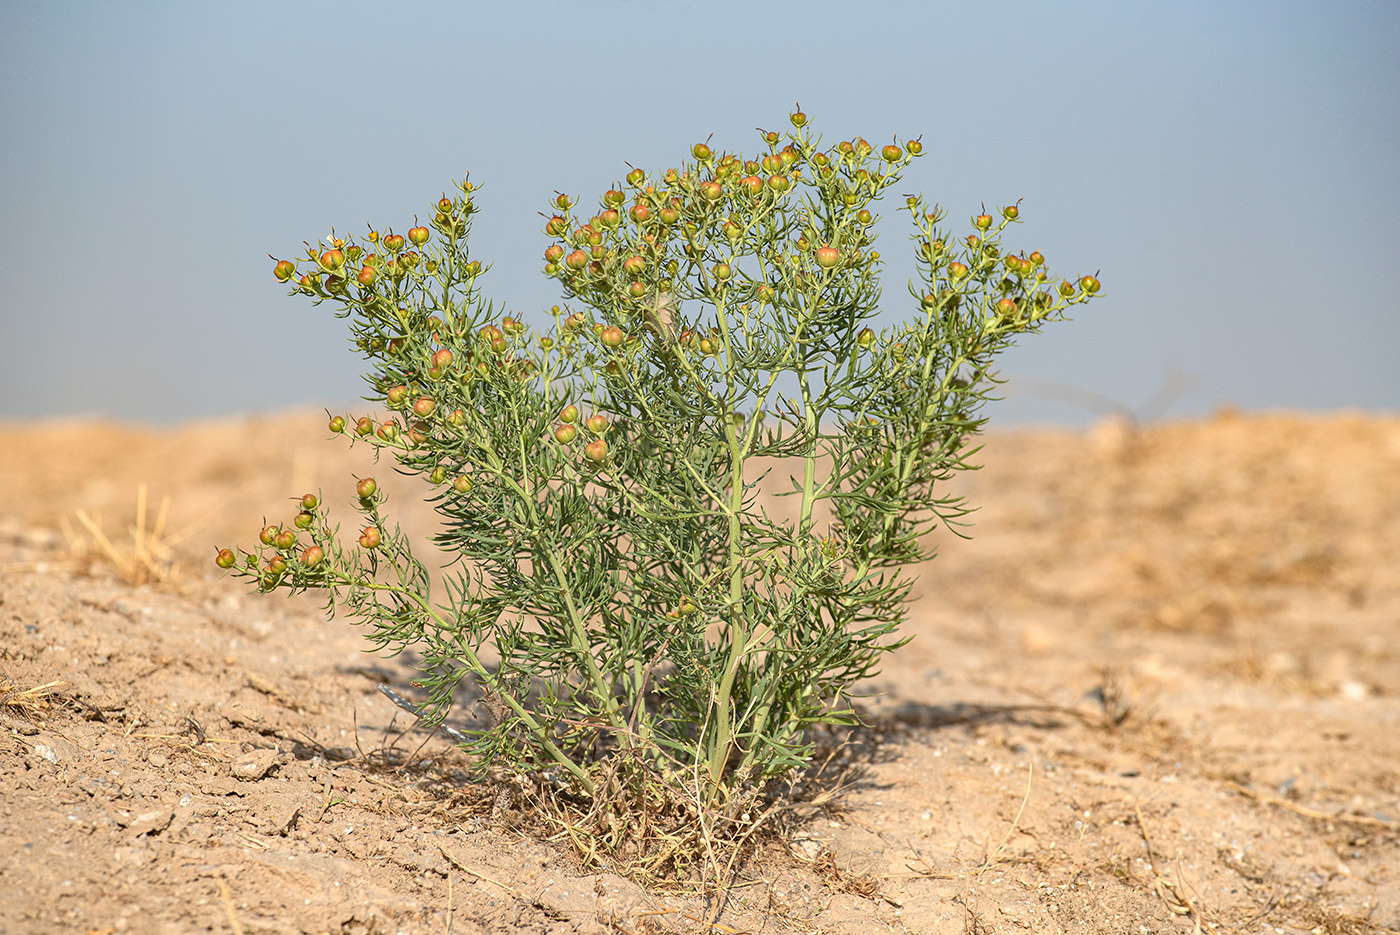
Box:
2 1 1396 426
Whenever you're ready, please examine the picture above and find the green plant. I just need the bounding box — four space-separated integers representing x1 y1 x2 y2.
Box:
225 112 1098 826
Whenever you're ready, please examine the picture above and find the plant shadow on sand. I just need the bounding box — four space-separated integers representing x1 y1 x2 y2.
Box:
1 409 1399 933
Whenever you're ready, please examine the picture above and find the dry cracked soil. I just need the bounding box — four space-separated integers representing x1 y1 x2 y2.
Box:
1 408 1397 934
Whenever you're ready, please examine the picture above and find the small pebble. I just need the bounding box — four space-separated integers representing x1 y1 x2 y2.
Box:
231 749 279 781
1338 681 1368 702
126 810 174 837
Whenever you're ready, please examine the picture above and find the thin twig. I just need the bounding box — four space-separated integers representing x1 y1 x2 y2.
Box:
1223 780 1399 830
217 875 245 935
435 842 513 892
378 684 471 743
980 761 1033 871
680 915 751 934
1134 803 1209 933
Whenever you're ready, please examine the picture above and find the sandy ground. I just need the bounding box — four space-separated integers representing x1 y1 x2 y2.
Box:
1 408 1397 934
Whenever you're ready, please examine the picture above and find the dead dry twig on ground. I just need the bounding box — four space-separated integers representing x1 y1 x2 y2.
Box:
1222 780 1400 831
980 761 1034 872
1134 802 1215 934
216 874 245 935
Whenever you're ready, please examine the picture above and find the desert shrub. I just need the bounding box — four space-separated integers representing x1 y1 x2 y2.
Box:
221 110 1099 831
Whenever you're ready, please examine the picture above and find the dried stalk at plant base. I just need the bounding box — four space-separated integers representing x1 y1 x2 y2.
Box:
221 112 1101 817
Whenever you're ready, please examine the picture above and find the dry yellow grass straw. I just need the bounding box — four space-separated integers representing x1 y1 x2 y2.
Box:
980 761 1033 872
66 479 250 588
898 763 1036 885
1134 802 1211 934
71 482 177 585
216 874 245 935
0 674 64 721
445 871 454 935
73 509 133 578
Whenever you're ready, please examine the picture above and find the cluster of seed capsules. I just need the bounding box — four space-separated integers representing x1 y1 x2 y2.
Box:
214 477 414 589
214 492 336 590
538 111 922 310
906 198 1102 323
271 183 481 299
